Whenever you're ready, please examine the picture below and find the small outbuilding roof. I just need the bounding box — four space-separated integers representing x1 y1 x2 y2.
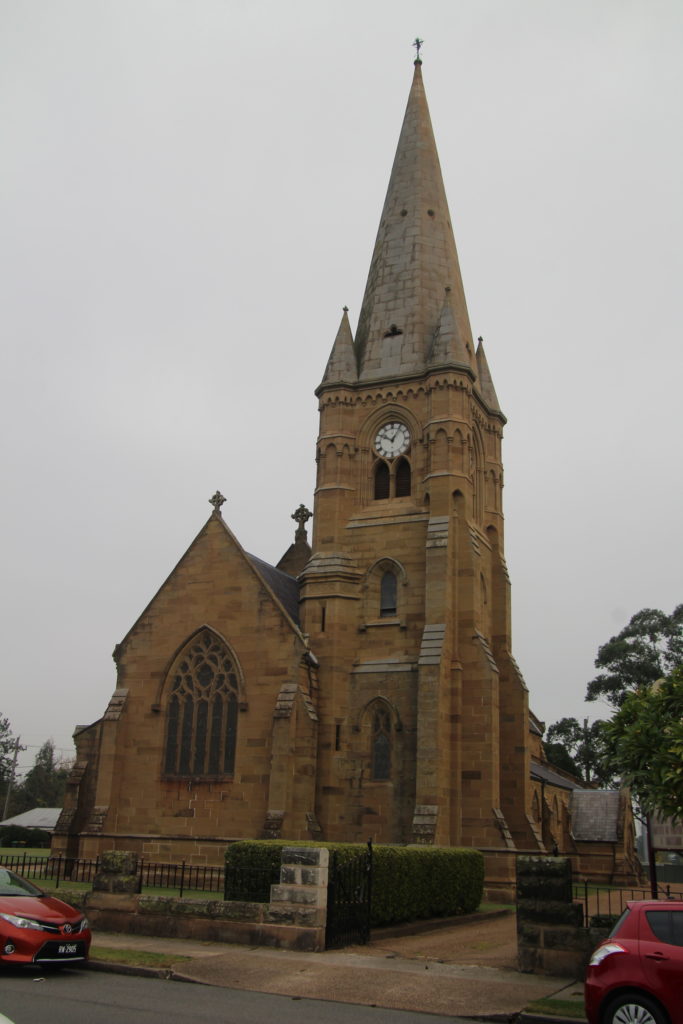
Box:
0 807 62 831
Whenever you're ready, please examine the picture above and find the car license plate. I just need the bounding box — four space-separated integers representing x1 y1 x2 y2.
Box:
58 943 78 954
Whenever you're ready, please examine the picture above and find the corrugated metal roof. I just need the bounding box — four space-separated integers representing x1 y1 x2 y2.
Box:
0 807 62 830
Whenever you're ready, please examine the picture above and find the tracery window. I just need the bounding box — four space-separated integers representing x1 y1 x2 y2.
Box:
164 629 239 777
371 706 391 780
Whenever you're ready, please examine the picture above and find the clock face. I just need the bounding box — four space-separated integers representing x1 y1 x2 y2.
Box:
375 421 411 458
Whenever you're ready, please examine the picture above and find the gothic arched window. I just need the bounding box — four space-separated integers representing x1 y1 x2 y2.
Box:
372 706 391 780
395 457 411 497
374 460 390 500
380 571 397 617
164 629 239 777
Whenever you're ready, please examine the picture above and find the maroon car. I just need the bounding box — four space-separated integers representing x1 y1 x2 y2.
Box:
0 867 91 967
585 899 683 1024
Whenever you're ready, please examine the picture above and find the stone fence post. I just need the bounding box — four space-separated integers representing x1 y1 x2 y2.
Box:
267 846 329 950
516 855 591 976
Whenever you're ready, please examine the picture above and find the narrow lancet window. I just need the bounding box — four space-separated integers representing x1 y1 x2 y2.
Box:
372 707 391 780
374 460 390 499
395 457 411 496
380 571 397 616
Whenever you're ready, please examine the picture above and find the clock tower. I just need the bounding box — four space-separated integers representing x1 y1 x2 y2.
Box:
300 59 535 853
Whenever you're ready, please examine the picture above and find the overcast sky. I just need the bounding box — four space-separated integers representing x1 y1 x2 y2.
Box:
2 0 681 786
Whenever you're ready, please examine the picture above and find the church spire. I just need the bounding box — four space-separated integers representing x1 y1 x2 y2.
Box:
355 60 475 382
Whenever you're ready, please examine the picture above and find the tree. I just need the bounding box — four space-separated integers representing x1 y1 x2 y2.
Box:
605 667 683 822
586 605 683 710
0 714 16 783
9 741 71 816
545 716 613 786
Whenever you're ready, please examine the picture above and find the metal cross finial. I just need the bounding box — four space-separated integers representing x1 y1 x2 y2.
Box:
209 490 226 515
413 37 424 62
291 503 312 537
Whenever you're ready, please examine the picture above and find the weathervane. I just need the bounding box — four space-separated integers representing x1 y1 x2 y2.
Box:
413 37 424 63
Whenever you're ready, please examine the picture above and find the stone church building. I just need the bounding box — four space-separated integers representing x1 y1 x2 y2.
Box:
53 60 637 889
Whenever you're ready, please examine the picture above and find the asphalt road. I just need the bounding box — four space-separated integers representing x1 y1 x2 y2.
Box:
0 968 481 1024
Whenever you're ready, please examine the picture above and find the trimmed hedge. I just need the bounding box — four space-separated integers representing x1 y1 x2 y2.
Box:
225 841 484 927
0 826 51 848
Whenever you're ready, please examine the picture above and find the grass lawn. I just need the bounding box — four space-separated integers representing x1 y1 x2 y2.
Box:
525 997 586 1020
90 947 192 969
0 847 49 858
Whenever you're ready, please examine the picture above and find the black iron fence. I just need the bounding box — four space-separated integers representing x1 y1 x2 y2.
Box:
0 853 226 898
573 880 683 927
223 864 279 903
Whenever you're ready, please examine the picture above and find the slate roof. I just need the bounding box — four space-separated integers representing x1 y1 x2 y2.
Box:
247 553 300 626
531 761 582 791
571 790 622 842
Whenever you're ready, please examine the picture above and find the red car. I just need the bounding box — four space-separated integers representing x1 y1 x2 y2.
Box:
0 867 91 967
585 899 683 1024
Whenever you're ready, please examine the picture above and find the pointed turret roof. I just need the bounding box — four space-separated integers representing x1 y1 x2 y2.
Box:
475 336 504 417
354 61 475 382
319 307 357 387
428 287 476 374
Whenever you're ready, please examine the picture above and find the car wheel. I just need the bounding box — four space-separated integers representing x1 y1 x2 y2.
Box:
603 992 668 1024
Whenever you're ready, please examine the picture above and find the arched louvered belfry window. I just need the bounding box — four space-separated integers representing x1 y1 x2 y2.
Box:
380 571 397 617
374 460 390 500
164 629 239 777
371 705 392 780
395 457 411 497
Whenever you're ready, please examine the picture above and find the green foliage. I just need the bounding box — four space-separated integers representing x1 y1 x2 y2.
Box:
604 667 683 822
0 713 18 784
8 740 70 816
224 841 484 926
371 846 484 925
0 825 51 847
545 717 613 785
587 605 683 709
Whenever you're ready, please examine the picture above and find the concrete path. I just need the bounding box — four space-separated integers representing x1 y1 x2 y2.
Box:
91 911 584 1020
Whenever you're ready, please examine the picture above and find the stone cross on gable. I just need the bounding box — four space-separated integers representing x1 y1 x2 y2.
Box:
209 490 226 515
291 503 312 539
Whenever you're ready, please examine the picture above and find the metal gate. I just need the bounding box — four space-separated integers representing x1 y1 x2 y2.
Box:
325 840 373 949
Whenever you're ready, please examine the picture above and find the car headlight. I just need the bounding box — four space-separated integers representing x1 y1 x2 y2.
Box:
0 912 44 931
588 942 628 966
78 917 89 932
